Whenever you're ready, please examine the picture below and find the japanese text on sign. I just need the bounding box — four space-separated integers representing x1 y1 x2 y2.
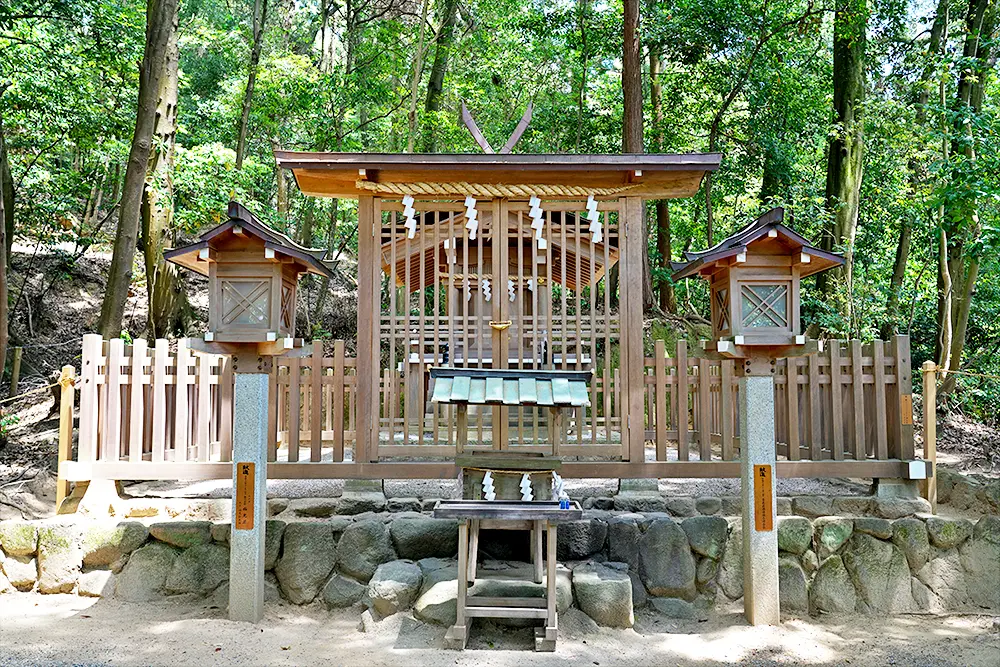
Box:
754 464 774 532
235 462 255 530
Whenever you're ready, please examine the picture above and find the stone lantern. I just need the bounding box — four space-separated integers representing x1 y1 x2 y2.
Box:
671 206 843 627
166 201 333 624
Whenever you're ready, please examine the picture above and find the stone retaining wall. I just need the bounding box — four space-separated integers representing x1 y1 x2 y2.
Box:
2 507 997 627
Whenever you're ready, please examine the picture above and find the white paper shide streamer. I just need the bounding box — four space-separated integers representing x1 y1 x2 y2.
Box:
519 473 534 501
481 277 492 302
403 194 417 239
482 471 496 501
586 195 602 244
507 278 516 302
464 195 479 241
529 195 547 250
551 471 567 500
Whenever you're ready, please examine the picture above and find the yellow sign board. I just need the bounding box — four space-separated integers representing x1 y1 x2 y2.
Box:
754 464 774 532
235 462 255 530
901 394 913 425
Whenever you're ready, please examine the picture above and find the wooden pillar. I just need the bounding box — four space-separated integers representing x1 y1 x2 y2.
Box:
356 195 376 464
55 365 76 511
622 197 645 464
921 361 937 513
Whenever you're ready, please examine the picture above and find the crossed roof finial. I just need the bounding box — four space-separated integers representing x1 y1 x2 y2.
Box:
461 101 533 154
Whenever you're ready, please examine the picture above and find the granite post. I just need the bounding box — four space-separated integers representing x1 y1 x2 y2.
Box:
740 373 779 625
229 372 269 622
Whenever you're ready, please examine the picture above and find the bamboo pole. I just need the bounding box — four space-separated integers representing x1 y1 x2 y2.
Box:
56 365 76 511
921 360 937 513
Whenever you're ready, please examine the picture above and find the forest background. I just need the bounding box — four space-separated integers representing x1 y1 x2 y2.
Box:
0 0 998 428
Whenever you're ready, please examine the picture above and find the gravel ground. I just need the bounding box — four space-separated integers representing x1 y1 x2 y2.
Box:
1 592 997 667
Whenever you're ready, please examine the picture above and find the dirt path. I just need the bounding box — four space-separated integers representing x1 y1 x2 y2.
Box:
1 593 997 667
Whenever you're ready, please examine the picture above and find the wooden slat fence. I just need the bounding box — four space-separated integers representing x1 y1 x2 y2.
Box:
642 335 914 464
76 335 357 466
68 333 914 479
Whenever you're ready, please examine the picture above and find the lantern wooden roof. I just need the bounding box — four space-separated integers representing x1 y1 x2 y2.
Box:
164 202 335 279
274 151 722 200
670 208 843 281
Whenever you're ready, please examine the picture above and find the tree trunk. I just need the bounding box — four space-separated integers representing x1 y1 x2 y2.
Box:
235 0 269 169
819 0 867 300
648 42 676 314
142 2 189 339
621 0 654 313
939 0 996 393
99 0 179 339
406 0 431 152
421 0 460 152
272 137 288 218
880 220 911 339
312 198 339 321
575 0 591 150
885 0 949 339
0 102 12 263
0 174 7 381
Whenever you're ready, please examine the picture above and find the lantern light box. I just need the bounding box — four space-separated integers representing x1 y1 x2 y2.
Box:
165 202 334 345
671 207 843 359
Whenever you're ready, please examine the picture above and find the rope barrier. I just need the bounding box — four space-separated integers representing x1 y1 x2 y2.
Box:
925 365 1000 381
0 380 63 407
355 180 637 198
461 466 556 475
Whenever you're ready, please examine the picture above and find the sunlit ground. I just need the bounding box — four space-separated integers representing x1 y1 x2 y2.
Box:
1 592 997 667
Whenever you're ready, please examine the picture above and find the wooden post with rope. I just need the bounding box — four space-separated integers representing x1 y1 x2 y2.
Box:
55 365 76 511
921 361 937 513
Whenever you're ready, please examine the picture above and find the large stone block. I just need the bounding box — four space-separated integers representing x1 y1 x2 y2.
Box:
389 518 458 560
77 569 115 598
778 557 808 612
665 497 697 518
2 555 37 590
810 555 856 614
843 533 914 613
337 519 395 583
925 517 973 549
814 517 853 560
412 564 459 625
695 497 722 515
323 573 366 608
337 492 387 515
607 517 640 572
0 521 38 557
832 496 872 516
115 542 177 602
717 521 743 600
274 522 337 604
149 521 212 549
891 518 930 571
264 519 286 570
367 560 422 617
164 543 229 595
959 517 1000 608
639 518 696 601
915 549 968 611
572 562 634 628
681 516 728 560
288 498 339 518
792 496 833 518
37 522 83 594
613 493 667 513
82 522 148 568
873 497 931 520
853 517 893 540
557 518 608 560
777 516 812 555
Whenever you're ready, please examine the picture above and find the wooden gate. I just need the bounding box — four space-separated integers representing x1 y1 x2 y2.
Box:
371 197 627 459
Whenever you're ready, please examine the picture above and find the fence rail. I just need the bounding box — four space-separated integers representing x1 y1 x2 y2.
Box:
60 333 916 482
640 335 914 465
